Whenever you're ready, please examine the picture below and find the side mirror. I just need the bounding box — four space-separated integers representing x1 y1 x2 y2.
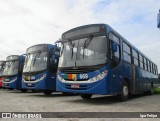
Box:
112 43 117 52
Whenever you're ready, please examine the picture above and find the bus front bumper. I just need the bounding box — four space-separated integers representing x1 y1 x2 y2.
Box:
56 78 112 95
2 81 17 89
22 79 46 90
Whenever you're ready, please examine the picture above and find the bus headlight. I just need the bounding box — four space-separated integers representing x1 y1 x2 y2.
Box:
57 74 63 82
89 70 108 83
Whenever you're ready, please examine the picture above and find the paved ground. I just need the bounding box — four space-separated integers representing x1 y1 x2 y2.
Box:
0 89 160 121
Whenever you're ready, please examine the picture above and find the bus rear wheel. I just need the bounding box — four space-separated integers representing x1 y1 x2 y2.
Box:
148 85 154 95
43 90 53 95
118 82 129 101
80 94 92 99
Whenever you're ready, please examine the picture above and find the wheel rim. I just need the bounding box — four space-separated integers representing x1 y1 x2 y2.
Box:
123 85 128 96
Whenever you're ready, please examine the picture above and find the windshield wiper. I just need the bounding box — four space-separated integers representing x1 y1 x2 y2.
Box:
82 34 94 58
83 34 94 49
33 51 41 66
25 54 30 67
7 60 15 68
68 39 75 58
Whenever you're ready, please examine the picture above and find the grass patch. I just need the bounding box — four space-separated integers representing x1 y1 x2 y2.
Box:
154 86 160 94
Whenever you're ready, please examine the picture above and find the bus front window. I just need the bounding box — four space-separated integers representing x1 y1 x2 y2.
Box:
3 61 19 76
59 36 107 68
0 65 4 76
23 51 48 73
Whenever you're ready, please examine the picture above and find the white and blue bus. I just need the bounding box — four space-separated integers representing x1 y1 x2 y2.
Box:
2 55 25 91
22 44 60 95
56 24 159 101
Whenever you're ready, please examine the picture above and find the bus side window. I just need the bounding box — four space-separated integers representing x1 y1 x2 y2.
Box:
111 41 120 68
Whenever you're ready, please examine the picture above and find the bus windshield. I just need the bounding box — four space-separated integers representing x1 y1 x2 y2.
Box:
3 61 19 76
23 51 48 73
0 65 4 76
59 36 107 68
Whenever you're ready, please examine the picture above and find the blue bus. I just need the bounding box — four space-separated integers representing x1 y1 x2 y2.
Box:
22 44 60 95
2 55 26 91
0 61 6 88
56 24 159 101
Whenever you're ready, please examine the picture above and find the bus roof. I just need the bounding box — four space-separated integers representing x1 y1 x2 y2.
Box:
26 44 54 54
6 55 19 61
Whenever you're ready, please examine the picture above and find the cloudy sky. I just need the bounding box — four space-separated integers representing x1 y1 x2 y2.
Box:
0 0 159 70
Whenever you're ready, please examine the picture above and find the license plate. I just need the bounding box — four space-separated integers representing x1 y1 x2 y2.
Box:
4 83 9 86
31 76 35 80
28 83 32 86
71 84 80 88
5 79 9 82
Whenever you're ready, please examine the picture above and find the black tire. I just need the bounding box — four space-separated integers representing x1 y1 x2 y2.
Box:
8 88 14 90
62 92 76 96
32 90 38 93
43 90 53 95
80 94 92 99
62 92 70 95
20 89 27 93
118 82 129 101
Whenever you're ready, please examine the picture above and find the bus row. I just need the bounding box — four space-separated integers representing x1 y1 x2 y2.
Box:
0 24 159 101
0 44 60 95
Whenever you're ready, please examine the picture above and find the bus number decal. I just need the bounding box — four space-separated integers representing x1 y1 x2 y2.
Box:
80 74 88 79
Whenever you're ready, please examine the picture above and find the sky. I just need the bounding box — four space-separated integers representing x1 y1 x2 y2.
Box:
0 0 159 70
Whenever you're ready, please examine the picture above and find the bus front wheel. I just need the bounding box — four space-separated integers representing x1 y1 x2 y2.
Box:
80 94 92 99
8 88 14 90
43 90 53 95
118 82 129 101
